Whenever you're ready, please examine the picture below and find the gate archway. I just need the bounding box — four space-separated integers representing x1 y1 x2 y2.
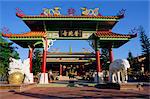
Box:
2 7 136 84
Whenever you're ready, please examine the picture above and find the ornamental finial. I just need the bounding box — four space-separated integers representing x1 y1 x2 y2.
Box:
1 27 11 34
68 8 76 16
52 7 61 16
16 8 24 15
129 27 138 35
129 27 138 37
16 8 25 16
117 9 126 17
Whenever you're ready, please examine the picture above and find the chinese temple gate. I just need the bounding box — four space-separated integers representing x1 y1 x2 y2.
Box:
2 7 136 84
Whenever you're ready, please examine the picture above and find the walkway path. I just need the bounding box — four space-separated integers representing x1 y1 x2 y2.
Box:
0 86 149 98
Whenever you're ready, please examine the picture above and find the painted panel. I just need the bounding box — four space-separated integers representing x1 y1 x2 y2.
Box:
82 31 94 39
47 31 95 39
47 31 59 38
59 30 82 37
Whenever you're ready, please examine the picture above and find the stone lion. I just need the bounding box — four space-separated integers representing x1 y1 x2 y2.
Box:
8 57 32 83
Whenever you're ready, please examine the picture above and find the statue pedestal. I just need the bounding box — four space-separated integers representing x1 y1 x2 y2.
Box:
94 72 104 83
59 75 62 80
98 72 104 83
24 73 34 83
28 73 33 83
39 73 49 84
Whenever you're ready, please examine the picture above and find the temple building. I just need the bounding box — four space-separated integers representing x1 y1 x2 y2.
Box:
44 51 96 80
2 7 136 84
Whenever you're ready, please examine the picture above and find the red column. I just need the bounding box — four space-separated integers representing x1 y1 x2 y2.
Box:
109 47 114 63
96 50 102 72
28 46 34 73
42 38 48 73
60 64 62 76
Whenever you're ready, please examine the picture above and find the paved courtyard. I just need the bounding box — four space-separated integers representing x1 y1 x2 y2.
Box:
0 86 150 99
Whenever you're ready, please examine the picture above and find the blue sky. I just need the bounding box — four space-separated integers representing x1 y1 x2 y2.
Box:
0 0 149 60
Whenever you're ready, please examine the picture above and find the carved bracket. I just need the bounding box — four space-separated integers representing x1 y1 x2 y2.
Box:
42 38 56 51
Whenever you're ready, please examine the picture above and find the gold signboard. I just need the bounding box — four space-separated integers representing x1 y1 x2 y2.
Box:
59 30 82 37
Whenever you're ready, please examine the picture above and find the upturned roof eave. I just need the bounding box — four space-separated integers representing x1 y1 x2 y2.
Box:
94 32 137 40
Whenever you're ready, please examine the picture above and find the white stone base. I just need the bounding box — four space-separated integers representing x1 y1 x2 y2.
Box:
39 73 49 84
24 73 34 84
94 72 104 83
59 75 62 80
29 73 34 83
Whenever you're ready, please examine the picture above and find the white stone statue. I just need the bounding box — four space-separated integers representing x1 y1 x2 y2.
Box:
8 57 23 74
22 58 33 83
109 59 130 83
8 57 33 83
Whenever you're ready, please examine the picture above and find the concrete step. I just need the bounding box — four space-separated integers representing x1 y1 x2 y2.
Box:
0 83 37 92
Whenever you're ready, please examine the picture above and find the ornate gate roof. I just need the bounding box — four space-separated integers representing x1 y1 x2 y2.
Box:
2 7 136 48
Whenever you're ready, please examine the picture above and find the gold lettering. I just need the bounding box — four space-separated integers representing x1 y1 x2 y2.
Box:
68 31 73 36
74 31 78 36
63 30 67 36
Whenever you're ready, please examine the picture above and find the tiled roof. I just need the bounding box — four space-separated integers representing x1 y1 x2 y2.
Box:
16 13 124 19
2 31 137 39
95 31 137 38
2 31 46 38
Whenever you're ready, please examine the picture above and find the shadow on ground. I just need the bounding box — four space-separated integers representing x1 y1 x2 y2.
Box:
13 88 149 99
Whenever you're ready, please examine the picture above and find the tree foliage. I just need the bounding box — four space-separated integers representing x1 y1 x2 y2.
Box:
138 26 150 55
32 49 42 75
138 26 150 72
0 33 20 80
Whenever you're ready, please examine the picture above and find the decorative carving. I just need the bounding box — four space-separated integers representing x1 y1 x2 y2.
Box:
52 7 61 16
91 8 99 16
129 27 138 35
1 27 11 34
41 7 61 16
117 9 126 17
42 38 56 51
81 7 90 16
68 8 76 16
16 8 24 14
16 8 25 17
40 7 102 16
81 7 100 16
48 39 56 50
42 8 51 16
